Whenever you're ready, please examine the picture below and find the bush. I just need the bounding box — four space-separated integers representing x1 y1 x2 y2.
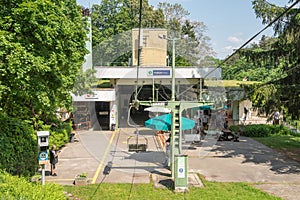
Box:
0 170 66 200
0 113 72 177
229 124 293 137
0 114 38 176
49 122 72 150
38 119 72 150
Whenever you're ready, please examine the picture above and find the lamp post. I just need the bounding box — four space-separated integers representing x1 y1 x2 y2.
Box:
158 34 179 101
171 38 176 101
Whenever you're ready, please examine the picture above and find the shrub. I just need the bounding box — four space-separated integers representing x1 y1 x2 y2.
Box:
0 170 66 200
0 114 38 176
0 113 72 177
229 124 293 137
49 122 72 150
38 119 72 150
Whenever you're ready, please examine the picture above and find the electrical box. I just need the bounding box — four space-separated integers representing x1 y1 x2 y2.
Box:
37 131 49 151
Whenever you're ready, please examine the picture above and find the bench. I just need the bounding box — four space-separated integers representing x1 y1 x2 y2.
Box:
219 129 239 142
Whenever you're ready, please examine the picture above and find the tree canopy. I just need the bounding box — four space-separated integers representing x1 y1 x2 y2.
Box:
222 0 300 119
91 0 215 66
0 0 87 124
158 2 215 66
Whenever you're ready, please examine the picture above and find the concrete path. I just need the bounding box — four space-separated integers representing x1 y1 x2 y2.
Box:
45 129 300 200
187 136 300 200
46 128 166 185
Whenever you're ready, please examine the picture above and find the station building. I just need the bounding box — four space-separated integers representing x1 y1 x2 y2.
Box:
72 28 222 130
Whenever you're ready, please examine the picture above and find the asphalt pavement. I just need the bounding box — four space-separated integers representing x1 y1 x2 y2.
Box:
44 128 300 200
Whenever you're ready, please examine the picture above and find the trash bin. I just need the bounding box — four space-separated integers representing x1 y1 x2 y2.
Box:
174 155 188 191
111 124 116 131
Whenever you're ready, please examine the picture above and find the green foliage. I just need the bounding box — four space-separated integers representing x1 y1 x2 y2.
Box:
0 0 85 177
45 122 72 149
91 0 214 66
0 170 66 200
91 0 165 66
244 1 300 120
92 0 165 46
222 1 300 120
95 79 112 88
241 83 281 115
158 2 215 65
77 172 88 178
49 125 71 150
221 36 282 82
0 113 37 177
64 175 279 200
253 134 300 162
0 0 87 122
0 112 71 177
230 124 292 137
73 68 98 96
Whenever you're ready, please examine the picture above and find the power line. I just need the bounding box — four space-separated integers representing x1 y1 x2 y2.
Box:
204 0 300 79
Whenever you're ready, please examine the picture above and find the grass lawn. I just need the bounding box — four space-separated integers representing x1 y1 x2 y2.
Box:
64 175 280 200
253 135 300 162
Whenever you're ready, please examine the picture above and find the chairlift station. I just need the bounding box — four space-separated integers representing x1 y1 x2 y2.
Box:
72 26 223 189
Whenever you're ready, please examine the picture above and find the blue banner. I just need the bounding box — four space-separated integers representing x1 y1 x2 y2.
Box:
153 70 170 76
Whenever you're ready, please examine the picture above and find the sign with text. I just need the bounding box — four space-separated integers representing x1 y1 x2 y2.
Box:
147 69 171 76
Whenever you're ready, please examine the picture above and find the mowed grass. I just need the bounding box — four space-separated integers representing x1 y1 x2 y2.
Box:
64 175 280 200
253 134 300 162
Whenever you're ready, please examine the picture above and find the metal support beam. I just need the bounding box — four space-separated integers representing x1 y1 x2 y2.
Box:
171 39 176 101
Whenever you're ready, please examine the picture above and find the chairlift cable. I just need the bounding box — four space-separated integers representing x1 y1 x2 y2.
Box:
127 160 137 200
126 0 144 155
134 0 143 102
89 129 121 199
203 0 300 79
158 84 171 100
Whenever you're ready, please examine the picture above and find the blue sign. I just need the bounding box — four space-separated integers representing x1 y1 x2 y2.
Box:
38 151 48 161
179 168 184 173
153 70 170 76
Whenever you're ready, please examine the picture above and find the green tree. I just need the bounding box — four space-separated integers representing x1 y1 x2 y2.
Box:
0 0 87 124
222 35 281 81
91 0 165 66
235 0 300 119
158 2 215 66
73 68 97 96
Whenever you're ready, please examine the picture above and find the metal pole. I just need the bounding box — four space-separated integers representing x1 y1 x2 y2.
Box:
152 77 155 102
42 164 45 186
199 78 202 101
171 109 176 178
171 39 175 101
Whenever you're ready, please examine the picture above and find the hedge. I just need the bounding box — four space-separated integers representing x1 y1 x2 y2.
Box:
0 113 72 177
229 124 293 137
0 114 37 176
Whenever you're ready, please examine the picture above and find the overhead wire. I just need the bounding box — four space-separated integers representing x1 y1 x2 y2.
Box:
245 63 300 96
203 0 300 79
134 0 143 102
89 129 121 200
126 1 143 199
161 1 300 113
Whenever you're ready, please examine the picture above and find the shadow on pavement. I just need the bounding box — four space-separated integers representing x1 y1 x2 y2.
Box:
210 137 300 174
124 151 165 163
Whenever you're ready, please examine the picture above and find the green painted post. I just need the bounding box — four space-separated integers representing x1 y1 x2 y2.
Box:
174 155 188 191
